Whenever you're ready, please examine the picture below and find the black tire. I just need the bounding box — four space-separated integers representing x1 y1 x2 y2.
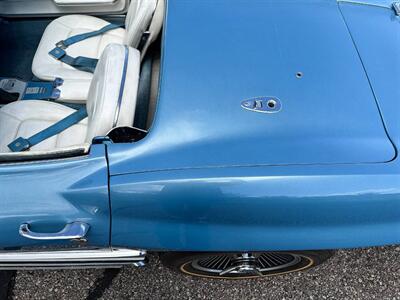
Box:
160 250 334 279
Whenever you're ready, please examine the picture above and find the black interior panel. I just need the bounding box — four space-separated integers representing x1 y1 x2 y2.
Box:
0 18 51 80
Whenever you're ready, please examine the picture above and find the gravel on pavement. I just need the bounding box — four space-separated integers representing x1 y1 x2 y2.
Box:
4 245 400 300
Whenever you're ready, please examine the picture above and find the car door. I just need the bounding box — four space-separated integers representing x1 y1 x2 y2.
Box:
0 144 110 250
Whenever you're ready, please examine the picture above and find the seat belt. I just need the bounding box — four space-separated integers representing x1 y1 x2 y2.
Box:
8 106 88 152
49 23 122 73
0 77 63 101
22 78 64 100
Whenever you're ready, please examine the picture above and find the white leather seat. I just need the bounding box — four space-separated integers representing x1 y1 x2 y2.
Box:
0 44 140 153
32 0 157 102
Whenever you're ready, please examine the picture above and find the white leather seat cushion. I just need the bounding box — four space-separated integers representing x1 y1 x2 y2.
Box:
0 101 88 153
32 15 126 102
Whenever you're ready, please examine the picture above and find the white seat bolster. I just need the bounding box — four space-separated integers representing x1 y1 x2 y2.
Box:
58 79 91 103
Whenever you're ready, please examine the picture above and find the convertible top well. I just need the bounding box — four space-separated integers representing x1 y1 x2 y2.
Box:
108 0 396 175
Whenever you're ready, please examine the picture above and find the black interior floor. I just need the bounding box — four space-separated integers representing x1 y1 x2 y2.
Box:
0 18 51 81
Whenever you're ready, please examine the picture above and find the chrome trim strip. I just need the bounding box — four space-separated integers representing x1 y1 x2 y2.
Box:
336 0 391 10
0 248 146 270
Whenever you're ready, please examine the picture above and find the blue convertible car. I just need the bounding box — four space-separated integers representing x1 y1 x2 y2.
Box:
0 0 398 279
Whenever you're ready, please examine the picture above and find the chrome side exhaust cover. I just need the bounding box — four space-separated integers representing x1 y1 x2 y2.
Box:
0 248 146 270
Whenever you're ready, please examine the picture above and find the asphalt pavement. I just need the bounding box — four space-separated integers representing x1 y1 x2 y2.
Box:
3 246 400 300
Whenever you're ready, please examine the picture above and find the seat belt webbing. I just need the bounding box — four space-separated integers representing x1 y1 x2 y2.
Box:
8 107 88 152
59 23 122 48
49 23 122 73
48 49 99 73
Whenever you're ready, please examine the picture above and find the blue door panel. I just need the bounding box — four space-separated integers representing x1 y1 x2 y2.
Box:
0 145 110 248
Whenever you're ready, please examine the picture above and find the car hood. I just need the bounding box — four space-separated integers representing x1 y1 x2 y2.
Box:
108 0 396 174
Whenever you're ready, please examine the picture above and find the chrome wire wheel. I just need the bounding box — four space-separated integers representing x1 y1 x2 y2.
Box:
161 250 334 279
190 252 302 276
180 252 313 279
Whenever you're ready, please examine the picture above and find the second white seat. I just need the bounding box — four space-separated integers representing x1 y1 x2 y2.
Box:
32 0 157 102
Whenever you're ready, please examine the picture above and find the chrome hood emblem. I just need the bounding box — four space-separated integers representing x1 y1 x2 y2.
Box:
241 96 282 113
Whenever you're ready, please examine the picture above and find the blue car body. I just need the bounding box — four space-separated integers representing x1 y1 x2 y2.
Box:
1 0 399 253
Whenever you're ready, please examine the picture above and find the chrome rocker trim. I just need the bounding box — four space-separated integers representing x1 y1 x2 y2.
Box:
0 248 146 270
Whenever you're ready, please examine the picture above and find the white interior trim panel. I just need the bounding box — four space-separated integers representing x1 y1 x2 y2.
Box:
0 0 129 17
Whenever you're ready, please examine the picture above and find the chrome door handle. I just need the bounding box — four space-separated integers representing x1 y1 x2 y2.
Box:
19 222 90 241
54 0 116 5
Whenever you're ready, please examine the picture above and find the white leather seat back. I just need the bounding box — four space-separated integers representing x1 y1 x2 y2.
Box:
85 43 140 142
125 0 158 48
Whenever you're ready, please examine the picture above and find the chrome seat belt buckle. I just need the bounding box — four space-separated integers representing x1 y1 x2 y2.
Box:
53 78 64 87
55 40 67 50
